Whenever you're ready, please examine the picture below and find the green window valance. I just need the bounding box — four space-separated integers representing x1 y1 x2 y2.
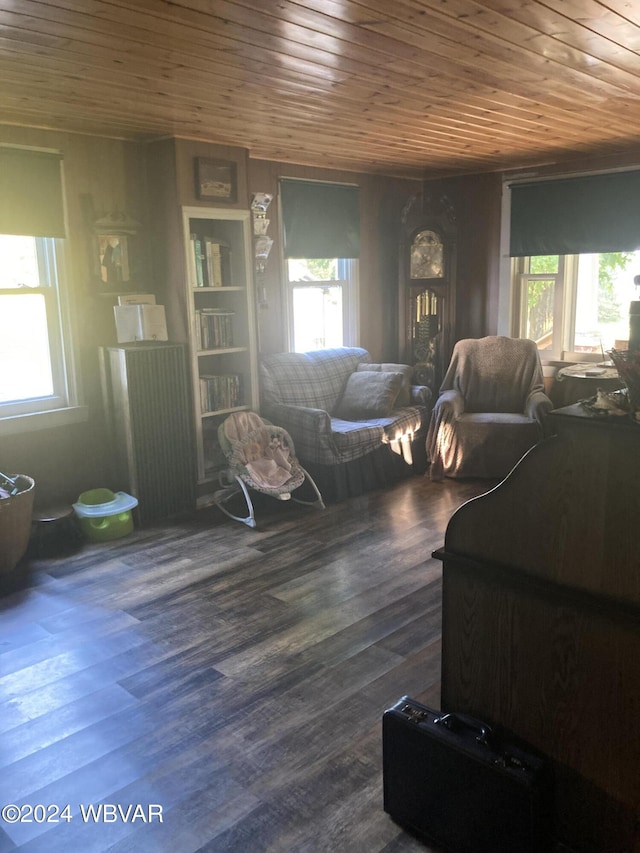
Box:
510 170 640 257
0 147 66 238
280 179 360 259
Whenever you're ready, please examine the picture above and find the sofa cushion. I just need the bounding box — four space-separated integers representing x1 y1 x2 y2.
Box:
329 417 386 461
260 347 369 411
334 371 404 420
357 362 413 407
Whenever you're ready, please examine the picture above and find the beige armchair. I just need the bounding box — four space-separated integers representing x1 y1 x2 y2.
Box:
426 336 552 480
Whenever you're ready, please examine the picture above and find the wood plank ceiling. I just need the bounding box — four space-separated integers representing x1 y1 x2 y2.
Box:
1 0 640 178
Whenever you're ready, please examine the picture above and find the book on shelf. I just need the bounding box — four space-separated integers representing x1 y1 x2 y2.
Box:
195 308 235 350
204 236 223 287
199 373 243 413
188 234 199 288
190 234 231 287
189 234 205 287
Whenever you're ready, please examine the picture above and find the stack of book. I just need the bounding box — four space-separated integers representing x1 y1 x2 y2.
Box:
195 308 235 350
189 234 231 287
199 374 243 413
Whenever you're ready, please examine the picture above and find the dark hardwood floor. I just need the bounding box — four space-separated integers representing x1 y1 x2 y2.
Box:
0 474 488 853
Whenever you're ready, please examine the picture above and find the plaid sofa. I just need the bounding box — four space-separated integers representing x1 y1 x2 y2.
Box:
259 347 431 466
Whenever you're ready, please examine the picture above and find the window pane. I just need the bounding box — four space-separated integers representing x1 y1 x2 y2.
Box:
288 258 337 281
529 255 559 274
0 294 54 402
525 278 555 349
573 252 639 352
0 234 40 288
292 285 343 351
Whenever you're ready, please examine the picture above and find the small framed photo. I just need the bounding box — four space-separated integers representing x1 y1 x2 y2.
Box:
98 234 130 285
194 158 237 203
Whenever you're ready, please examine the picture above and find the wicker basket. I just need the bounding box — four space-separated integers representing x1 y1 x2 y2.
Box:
609 348 640 410
0 475 35 574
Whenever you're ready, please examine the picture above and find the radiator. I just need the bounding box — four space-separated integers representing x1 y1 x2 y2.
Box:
100 344 196 525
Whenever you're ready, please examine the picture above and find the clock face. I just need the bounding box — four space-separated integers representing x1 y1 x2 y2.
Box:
410 229 444 279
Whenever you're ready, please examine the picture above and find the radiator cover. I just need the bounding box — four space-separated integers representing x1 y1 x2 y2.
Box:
100 344 196 525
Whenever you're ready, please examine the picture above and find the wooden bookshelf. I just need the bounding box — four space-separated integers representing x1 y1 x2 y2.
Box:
182 207 258 494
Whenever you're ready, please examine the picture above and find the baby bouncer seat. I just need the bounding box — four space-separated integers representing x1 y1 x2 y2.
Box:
213 412 325 528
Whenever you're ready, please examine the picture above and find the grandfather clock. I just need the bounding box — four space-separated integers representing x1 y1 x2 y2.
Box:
399 191 457 397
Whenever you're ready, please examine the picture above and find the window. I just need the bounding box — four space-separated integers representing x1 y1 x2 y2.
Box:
285 257 358 352
279 178 360 353
0 146 84 433
0 233 76 420
512 251 640 359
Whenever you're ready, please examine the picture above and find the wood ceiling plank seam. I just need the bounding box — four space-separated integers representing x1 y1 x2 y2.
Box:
6 0 437 84
471 0 640 75
94 0 637 90
210 112 640 166
360 8 640 95
342 0 640 84
530 0 640 44
1 22 627 146
217 0 640 102
71 0 631 115
0 5 484 94
0 79 629 166
0 15 630 144
598 0 640 29
0 86 495 152
0 97 621 179
2 0 639 175
11 0 640 115
0 96 631 176
1 4 632 130
0 40 617 145
0 59 629 155
352 16 640 106
195 133 637 170
190 0 640 116
0 46 350 104
0 3 575 120
0 19 352 89
0 92 523 166
0 88 534 161
0 109 176 141
245 136 633 173
0 21 431 99
0 91 629 172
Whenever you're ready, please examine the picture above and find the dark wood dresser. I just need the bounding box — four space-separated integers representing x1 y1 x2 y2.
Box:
435 405 640 853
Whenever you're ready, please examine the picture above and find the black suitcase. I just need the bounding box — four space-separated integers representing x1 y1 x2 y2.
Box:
382 696 553 853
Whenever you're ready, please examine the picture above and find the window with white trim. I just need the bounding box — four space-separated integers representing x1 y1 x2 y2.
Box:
286 257 359 352
511 252 640 360
279 178 360 353
0 233 74 418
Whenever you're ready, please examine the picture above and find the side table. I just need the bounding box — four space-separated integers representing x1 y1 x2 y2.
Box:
550 362 623 407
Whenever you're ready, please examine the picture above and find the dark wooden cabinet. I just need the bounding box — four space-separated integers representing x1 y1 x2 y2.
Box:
435 407 640 853
399 191 457 397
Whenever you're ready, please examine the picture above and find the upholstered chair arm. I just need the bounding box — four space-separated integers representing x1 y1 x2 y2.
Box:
435 388 465 418
426 388 465 482
260 402 337 462
410 384 432 407
525 390 553 424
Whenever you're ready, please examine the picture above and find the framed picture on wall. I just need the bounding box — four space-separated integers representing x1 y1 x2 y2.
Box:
194 158 237 203
93 210 142 293
98 233 130 285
